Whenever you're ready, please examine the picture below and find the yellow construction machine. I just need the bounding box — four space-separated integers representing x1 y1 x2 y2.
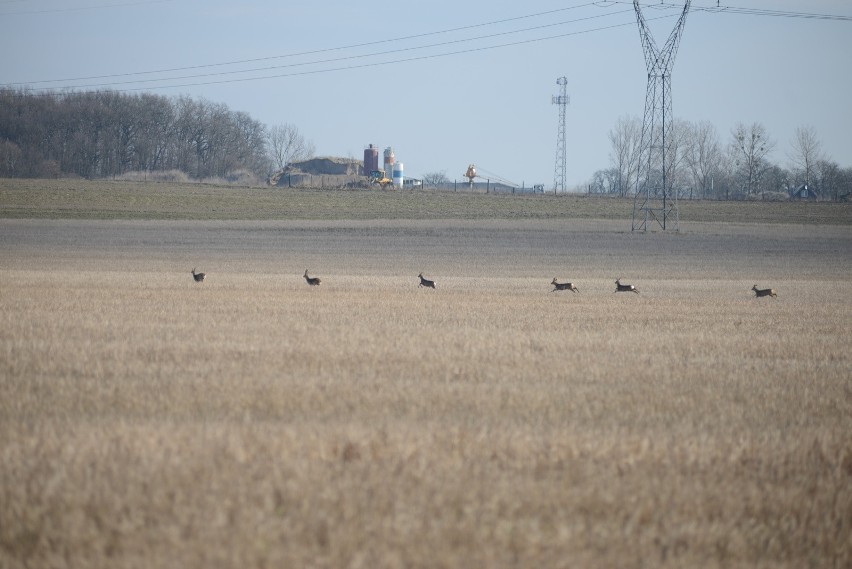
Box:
369 170 393 188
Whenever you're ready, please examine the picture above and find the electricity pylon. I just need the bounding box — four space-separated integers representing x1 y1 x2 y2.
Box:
552 77 569 193
631 0 690 231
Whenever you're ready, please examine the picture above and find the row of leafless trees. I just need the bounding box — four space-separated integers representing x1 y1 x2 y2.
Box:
0 89 314 181
593 116 852 200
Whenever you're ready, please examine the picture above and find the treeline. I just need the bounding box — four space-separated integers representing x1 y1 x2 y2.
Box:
0 89 270 180
592 117 852 201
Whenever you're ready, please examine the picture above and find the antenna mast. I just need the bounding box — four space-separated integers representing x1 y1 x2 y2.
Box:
552 77 569 193
632 0 690 231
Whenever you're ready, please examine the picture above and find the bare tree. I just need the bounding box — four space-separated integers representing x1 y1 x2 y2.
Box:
229 111 268 177
134 93 175 173
422 170 450 187
669 118 693 198
788 125 823 187
608 115 642 197
814 159 841 201
589 168 620 194
713 150 738 200
837 167 852 201
0 139 22 177
267 123 315 171
730 122 776 197
0 89 273 180
172 96 210 178
683 120 722 199
761 163 792 197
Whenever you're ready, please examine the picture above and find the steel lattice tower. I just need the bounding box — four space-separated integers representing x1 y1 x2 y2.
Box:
552 77 569 193
631 0 690 231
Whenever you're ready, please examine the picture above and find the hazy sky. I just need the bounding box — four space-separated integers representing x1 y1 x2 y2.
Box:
2 0 850 187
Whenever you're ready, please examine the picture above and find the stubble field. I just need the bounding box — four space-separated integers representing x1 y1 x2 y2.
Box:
1 181 851 568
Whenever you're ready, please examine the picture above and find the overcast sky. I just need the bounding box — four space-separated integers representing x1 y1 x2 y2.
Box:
2 0 850 188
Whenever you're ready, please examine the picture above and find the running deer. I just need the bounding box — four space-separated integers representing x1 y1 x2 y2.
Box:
191 268 205 282
418 273 436 289
614 278 639 294
304 270 322 286
551 278 579 293
751 284 777 298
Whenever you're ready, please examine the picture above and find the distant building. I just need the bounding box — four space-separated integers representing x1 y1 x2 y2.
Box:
790 184 818 201
289 157 361 176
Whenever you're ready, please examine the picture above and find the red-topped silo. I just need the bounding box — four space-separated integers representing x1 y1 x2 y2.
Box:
383 147 395 179
363 144 379 176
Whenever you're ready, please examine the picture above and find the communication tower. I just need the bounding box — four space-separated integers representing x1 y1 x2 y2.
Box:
631 0 690 231
552 77 569 193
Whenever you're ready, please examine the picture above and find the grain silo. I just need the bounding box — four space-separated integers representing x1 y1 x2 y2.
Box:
393 161 404 188
383 147 395 179
363 144 379 176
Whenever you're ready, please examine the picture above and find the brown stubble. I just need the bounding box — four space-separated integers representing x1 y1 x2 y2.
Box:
1 219 851 568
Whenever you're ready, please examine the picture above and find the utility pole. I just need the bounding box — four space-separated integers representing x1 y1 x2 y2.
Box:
631 0 690 231
552 77 569 194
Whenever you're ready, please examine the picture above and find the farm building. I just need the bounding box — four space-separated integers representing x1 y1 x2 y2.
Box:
288 156 361 176
790 184 818 201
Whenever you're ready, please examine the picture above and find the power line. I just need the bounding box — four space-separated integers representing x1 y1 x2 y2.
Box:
103 17 657 92
695 6 852 22
15 10 636 90
6 10 650 93
5 1 604 84
4 1 849 94
15 1 795 87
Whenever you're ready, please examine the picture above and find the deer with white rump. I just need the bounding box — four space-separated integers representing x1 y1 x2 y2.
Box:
751 284 777 298
418 273 436 289
614 278 639 294
551 278 579 293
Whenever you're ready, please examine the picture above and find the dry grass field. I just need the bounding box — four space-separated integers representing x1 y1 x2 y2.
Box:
1 180 851 568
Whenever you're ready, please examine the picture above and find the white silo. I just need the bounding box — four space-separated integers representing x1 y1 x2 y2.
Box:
393 162 404 188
